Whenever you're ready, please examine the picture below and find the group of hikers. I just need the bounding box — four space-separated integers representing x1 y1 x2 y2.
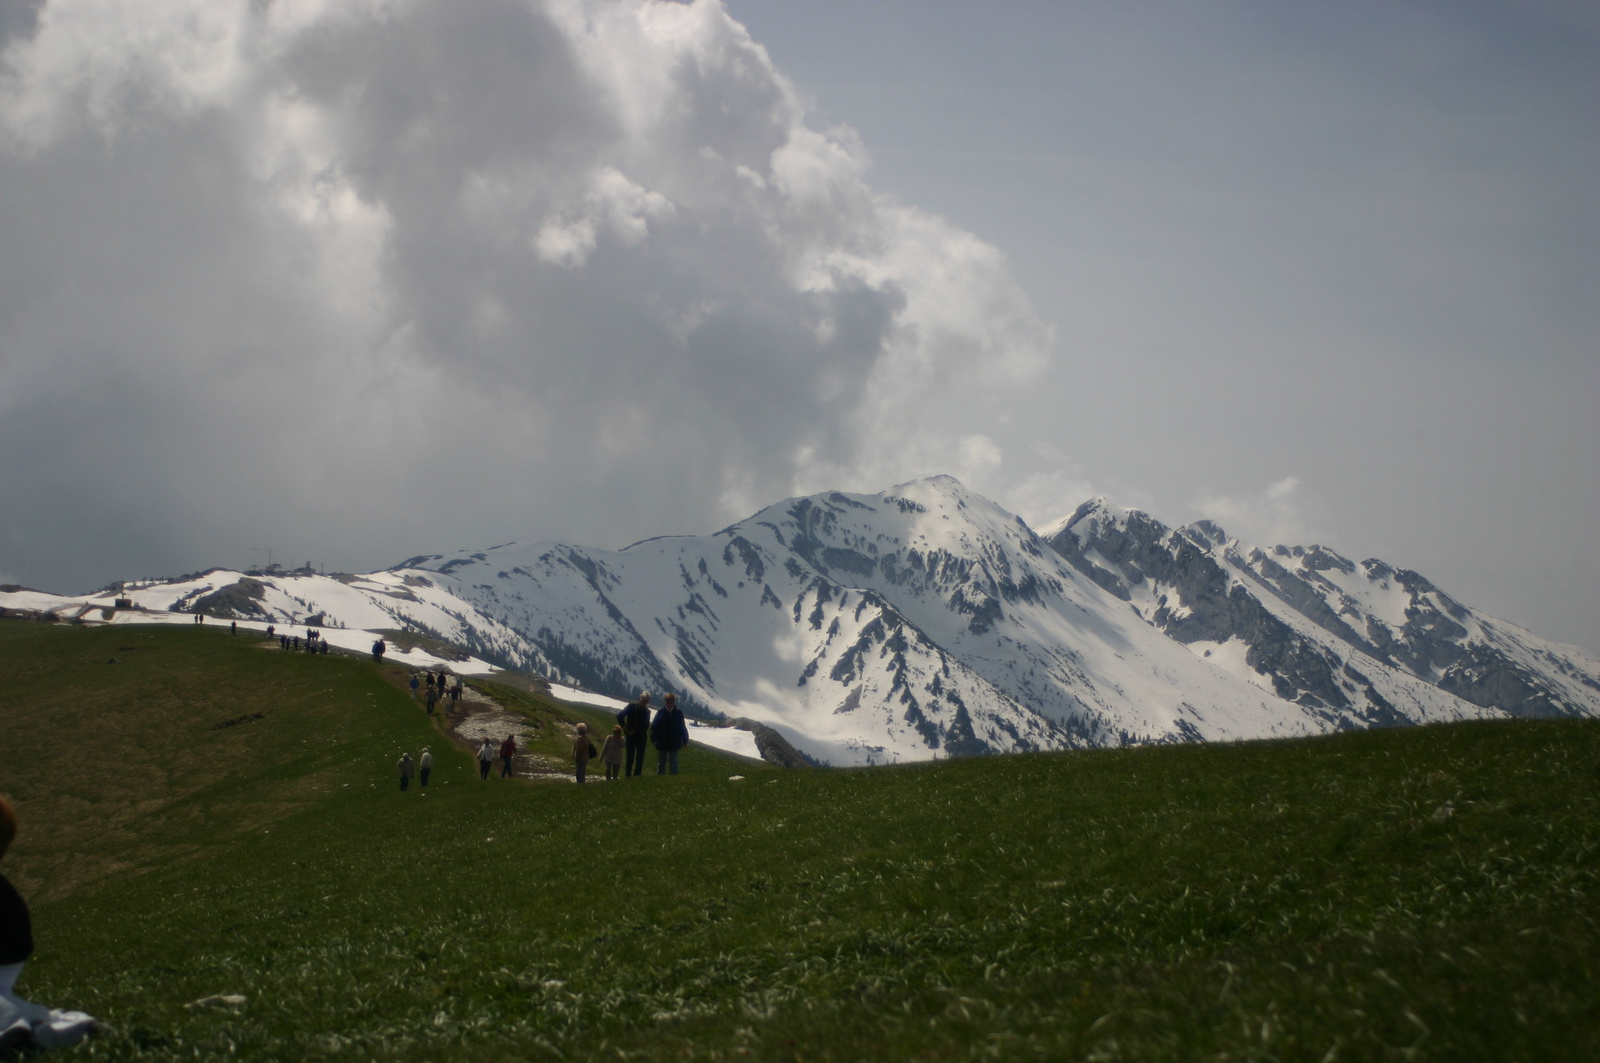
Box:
192 613 334 657
393 689 692 790
566 690 692 783
273 625 330 654
408 670 464 716
600 691 690 780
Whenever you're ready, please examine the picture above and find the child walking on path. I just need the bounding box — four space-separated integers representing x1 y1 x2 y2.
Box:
0 795 98 1052
601 725 625 781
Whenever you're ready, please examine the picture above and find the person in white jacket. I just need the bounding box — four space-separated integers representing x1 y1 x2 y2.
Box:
418 747 434 790
476 740 495 781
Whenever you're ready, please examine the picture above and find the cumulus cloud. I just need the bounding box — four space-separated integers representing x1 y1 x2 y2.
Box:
0 0 1052 590
1191 476 1317 547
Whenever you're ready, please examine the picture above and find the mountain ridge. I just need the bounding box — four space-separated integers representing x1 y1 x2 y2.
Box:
4 476 1596 765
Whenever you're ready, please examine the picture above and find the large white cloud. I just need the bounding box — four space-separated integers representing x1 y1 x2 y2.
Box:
0 0 1052 590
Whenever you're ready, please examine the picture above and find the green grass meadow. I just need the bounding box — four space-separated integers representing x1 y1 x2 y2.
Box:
1 618 1597 1060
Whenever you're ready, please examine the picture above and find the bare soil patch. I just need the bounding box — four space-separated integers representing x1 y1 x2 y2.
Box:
436 682 578 782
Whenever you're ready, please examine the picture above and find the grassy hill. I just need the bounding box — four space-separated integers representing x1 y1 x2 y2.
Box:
1 618 1597 1060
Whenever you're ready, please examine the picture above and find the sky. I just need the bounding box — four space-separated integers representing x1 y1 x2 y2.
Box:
0 0 1595 655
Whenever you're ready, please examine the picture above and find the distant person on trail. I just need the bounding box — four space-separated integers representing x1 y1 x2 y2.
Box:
194 611 203 625
320 639 329 656
571 723 595 784
409 674 420 700
498 735 518 778
372 638 386 662
398 752 414 791
448 683 461 714
601 725 625 781
425 686 438 716
476 740 495 780
0 795 98 1051
650 692 690 776
266 624 275 639
418 748 433 790
617 692 652 778
230 621 237 635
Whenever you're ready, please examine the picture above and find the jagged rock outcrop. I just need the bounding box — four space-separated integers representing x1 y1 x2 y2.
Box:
1042 498 1600 723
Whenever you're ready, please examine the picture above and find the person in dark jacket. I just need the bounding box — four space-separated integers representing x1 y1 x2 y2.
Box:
0 795 97 1050
498 735 518 778
616 692 652 778
650 692 690 776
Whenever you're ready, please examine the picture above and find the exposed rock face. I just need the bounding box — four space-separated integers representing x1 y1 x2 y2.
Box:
733 720 811 768
188 577 269 620
1043 498 1600 723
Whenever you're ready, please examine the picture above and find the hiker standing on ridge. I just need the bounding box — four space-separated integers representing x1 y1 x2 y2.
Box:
651 693 690 776
476 739 495 780
498 734 518 778
617 692 652 777
372 638 385 662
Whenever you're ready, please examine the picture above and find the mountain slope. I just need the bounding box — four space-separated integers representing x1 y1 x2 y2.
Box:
7 477 1596 766
397 478 1511 764
1040 497 1600 725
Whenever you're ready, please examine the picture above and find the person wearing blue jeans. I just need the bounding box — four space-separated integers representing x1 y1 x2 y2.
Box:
650 692 689 775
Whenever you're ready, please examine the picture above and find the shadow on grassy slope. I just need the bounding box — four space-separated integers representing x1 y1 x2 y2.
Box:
2 618 1597 1060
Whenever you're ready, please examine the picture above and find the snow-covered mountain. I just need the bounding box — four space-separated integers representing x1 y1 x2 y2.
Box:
7 476 1597 765
1041 498 1600 723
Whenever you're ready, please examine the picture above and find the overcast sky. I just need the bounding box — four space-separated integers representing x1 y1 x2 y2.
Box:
1 0 1595 655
